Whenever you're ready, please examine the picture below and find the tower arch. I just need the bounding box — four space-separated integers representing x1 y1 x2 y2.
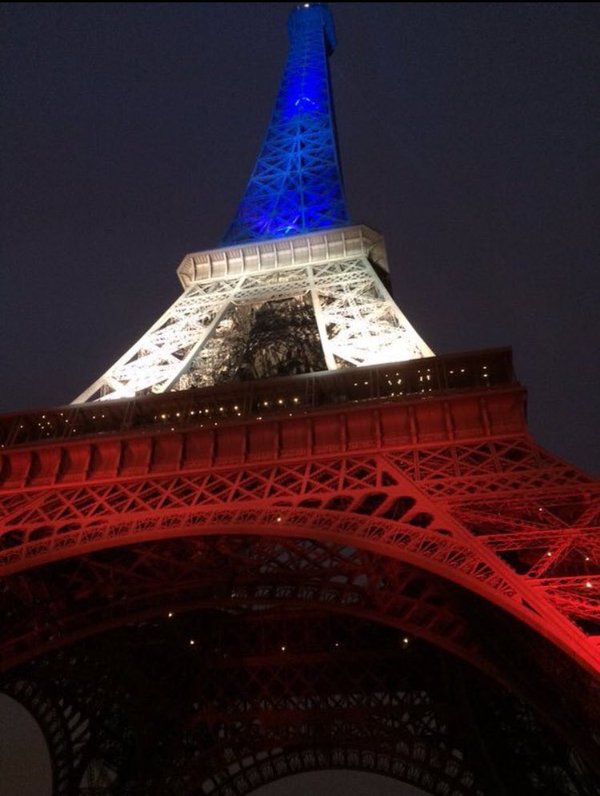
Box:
0 4 598 795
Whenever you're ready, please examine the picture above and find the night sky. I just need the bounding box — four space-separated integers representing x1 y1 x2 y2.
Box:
0 3 599 793
1 2 599 473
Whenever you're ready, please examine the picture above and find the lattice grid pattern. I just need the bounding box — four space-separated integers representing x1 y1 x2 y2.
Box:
222 4 348 244
3 612 596 796
75 254 432 402
0 430 598 674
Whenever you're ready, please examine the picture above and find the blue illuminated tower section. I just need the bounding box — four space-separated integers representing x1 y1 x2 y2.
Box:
75 2 433 404
222 3 349 245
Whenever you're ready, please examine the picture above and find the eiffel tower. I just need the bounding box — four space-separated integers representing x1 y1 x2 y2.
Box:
1 4 598 795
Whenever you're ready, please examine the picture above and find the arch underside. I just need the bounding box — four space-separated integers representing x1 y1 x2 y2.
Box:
1 434 599 794
1 533 599 796
1 439 598 674
3 603 598 796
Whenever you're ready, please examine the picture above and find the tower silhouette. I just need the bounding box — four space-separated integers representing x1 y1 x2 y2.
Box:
1 5 598 795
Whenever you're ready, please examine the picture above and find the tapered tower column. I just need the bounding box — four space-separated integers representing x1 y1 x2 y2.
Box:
223 3 349 243
73 3 433 404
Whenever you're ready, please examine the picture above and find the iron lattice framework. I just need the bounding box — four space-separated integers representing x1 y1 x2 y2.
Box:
1 357 599 793
222 3 349 244
4 610 598 796
74 4 432 404
1 3 599 796
74 226 433 403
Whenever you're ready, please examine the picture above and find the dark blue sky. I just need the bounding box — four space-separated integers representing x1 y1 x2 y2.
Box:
1 2 598 473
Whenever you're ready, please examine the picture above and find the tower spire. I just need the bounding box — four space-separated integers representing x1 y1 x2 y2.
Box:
222 3 349 245
73 4 433 403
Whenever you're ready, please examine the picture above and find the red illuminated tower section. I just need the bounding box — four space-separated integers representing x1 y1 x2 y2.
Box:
0 5 598 795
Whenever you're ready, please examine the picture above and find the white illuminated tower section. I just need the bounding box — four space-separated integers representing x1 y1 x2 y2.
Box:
75 4 432 404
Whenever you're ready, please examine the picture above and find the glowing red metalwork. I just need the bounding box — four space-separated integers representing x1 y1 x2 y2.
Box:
0 367 598 678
